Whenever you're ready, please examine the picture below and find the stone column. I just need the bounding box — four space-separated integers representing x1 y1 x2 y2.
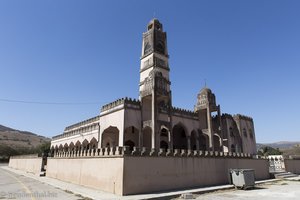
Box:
168 129 173 150
196 138 200 151
140 102 144 149
187 136 191 150
217 105 223 151
207 106 213 150
97 124 101 149
151 80 156 150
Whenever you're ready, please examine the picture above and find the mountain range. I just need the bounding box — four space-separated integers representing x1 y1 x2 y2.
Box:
0 124 50 149
257 141 300 150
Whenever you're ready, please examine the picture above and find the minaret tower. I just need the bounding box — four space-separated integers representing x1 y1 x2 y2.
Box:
195 87 223 151
139 19 172 150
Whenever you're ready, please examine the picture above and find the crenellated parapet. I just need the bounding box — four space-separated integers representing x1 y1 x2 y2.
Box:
101 98 126 112
64 115 100 132
53 123 99 140
233 114 253 121
172 107 198 119
52 133 64 140
52 146 254 159
222 113 233 119
124 97 141 107
101 97 141 112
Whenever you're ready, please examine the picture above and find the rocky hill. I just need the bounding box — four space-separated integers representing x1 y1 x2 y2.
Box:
0 124 50 161
0 124 50 149
257 141 300 158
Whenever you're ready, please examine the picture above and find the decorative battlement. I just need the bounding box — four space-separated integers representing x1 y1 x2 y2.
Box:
52 133 64 140
101 97 141 112
101 98 125 112
124 97 141 107
52 123 99 141
233 114 253 121
64 115 100 131
52 146 253 159
222 113 233 119
172 107 197 119
53 117 100 140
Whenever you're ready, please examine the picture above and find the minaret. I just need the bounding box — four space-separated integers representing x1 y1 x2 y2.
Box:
139 19 172 150
195 87 223 151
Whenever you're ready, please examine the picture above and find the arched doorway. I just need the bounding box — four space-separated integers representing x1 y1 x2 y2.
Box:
190 130 198 150
69 142 75 151
101 126 119 148
199 133 209 151
160 127 169 150
160 141 168 150
142 126 152 149
90 137 98 150
231 144 236 152
172 124 187 149
82 139 89 150
63 143 69 152
124 126 139 149
58 144 63 152
125 140 135 151
75 141 81 151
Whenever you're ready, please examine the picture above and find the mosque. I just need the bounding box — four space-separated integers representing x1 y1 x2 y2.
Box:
50 19 257 156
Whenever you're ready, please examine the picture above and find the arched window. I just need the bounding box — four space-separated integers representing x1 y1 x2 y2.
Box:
160 128 168 137
231 144 236 152
249 129 253 139
229 127 234 137
243 128 247 137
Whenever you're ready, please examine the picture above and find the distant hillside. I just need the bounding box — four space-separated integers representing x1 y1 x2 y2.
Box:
0 124 50 159
257 141 300 158
257 141 300 150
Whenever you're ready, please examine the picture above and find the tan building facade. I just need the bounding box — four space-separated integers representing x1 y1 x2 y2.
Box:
51 19 257 156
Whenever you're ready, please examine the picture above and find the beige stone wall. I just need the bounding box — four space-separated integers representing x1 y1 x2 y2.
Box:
45 156 269 196
284 159 300 174
9 157 43 175
46 157 124 195
123 157 269 195
100 108 125 146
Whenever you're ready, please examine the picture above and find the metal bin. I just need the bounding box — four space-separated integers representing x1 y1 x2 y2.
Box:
229 169 255 189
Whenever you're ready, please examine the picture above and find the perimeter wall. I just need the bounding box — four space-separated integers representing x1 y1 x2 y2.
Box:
46 157 124 195
123 156 270 195
9 149 271 196
284 159 300 174
8 155 43 175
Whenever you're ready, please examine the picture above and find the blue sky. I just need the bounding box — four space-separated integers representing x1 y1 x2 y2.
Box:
0 0 299 143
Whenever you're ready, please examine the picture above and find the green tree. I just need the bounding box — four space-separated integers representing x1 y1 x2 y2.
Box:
35 142 51 156
257 146 282 156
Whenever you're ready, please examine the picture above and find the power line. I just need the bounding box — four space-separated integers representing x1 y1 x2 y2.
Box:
0 98 104 105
